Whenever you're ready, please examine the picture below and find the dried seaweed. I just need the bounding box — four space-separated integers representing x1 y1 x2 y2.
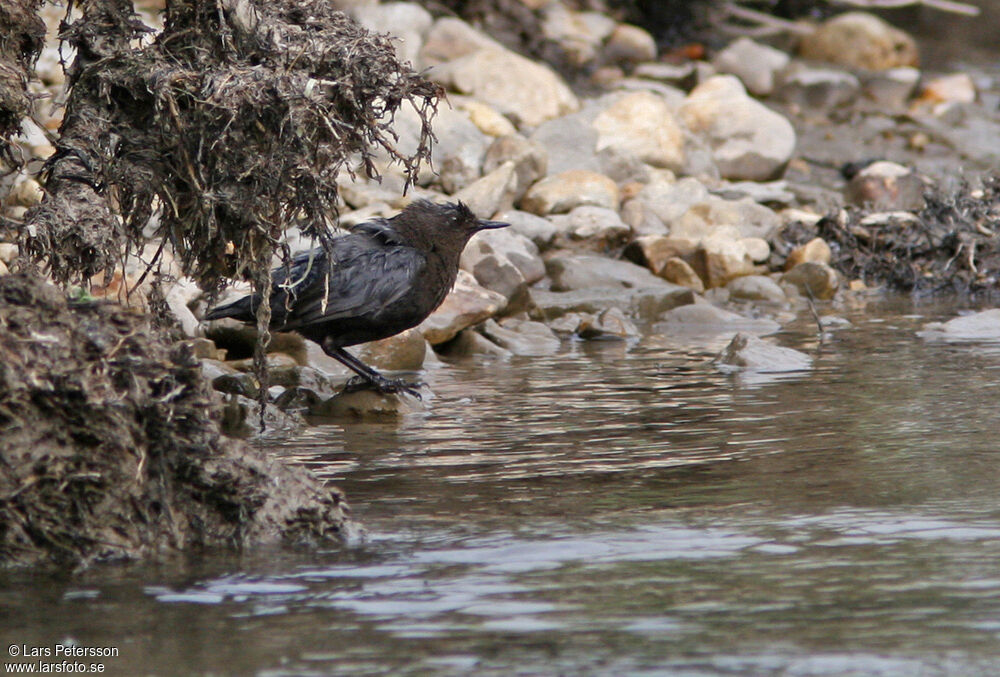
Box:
0 0 45 168
0 272 349 569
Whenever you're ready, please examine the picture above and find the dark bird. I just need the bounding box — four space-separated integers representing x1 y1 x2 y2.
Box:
204 200 508 397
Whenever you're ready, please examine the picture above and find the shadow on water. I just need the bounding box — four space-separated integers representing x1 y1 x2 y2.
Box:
5 296 1000 675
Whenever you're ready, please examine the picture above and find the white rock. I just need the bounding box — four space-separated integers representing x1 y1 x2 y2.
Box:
715 332 813 372
680 76 796 182
918 309 1000 341
591 91 685 171
495 209 559 250
712 37 790 97
799 11 918 71
350 3 433 66
520 170 619 215
452 161 519 218
419 17 503 67
430 48 580 127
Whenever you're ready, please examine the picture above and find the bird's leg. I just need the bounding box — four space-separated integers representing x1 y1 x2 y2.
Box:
323 343 422 399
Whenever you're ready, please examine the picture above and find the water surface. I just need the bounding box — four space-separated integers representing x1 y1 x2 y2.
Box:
4 297 1000 675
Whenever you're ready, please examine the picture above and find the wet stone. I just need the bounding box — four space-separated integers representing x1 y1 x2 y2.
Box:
479 318 561 356
310 389 422 421
714 332 813 373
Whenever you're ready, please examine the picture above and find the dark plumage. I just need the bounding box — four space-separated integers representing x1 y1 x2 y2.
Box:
204 200 508 396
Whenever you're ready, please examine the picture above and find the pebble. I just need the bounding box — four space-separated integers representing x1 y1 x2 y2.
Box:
714 332 813 373
591 91 685 171
712 37 790 97
798 11 919 71
520 170 620 215
782 261 840 300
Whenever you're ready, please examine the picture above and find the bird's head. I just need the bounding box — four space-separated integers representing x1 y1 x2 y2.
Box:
394 200 508 254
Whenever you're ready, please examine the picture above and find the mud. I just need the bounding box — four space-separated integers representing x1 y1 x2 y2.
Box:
0 273 349 569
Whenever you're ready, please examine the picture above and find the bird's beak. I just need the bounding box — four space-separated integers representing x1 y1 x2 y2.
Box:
476 219 509 231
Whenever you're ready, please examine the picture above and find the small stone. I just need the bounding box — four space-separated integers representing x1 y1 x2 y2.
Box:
520 170 620 215
623 235 698 276
350 2 433 66
311 389 420 421
483 134 548 200
6 177 43 207
918 309 1000 341
479 318 561 356
657 302 781 335
494 209 559 250
680 76 796 182
846 161 925 211
548 307 639 340
187 337 223 360
659 257 705 293
430 48 580 127
785 237 832 270
782 261 840 300
439 328 512 357
419 270 507 344
633 62 698 89
712 37 790 97
452 161 519 217
602 23 657 66
591 91 685 171
530 285 694 322
918 72 976 105
542 5 616 66
798 12 918 71
0 243 16 264
467 227 546 284
457 99 517 137
727 275 787 303
714 332 813 373
777 65 860 110
354 328 427 372
546 252 669 291
862 67 920 108
419 16 503 66
548 205 631 250
694 230 757 289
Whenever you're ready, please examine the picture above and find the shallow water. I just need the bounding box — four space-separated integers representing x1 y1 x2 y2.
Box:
5 297 1000 676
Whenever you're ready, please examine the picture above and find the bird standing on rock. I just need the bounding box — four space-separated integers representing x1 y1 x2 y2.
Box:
204 200 508 397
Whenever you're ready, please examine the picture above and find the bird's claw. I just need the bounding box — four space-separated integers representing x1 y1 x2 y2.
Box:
343 375 423 400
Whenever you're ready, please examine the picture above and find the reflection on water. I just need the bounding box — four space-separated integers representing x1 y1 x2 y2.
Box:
5 297 1000 675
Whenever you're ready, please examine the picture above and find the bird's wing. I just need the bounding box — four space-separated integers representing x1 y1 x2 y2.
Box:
351 218 408 246
274 240 427 331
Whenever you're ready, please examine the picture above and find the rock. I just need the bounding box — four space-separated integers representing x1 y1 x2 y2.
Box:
460 242 528 313
350 2 433 66
548 307 640 340
693 228 761 289
602 23 658 67
385 103 488 191
918 309 1000 341
624 235 698 274
918 72 976 105
419 270 507 344
439 328 512 357
547 205 630 250
846 161 925 211
862 67 920 108
657 302 781 335
785 237 832 270
452 161 519 217
714 332 812 372
458 99 518 137
213 371 261 399
530 285 694 322
311 389 420 420
782 261 840 300
495 209 559 250
272 386 324 413
479 318 561 356
541 5 616 67
633 62 698 89
717 180 797 206
483 134 548 200
658 257 705 293
680 76 796 182
419 16 503 66
354 328 427 371
187 337 224 360
727 275 787 304
798 12 918 71
6 177 43 207
777 65 860 110
711 37 790 97
467 227 545 284
529 110 602 176
430 48 580 127
620 198 668 238
546 252 671 291
591 91 685 171
520 170 619 215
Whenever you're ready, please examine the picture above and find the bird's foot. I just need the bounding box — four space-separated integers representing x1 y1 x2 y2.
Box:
343 375 423 400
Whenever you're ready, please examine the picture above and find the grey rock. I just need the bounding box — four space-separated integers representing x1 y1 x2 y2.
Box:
520 170 619 215
726 274 788 304
467 227 546 284
548 205 630 249
591 90 685 171
862 67 920 109
419 270 507 344
495 209 560 250
483 134 548 200
680 76 796 181
350 2 433 66
714 332 813 372
846 161 925 211
712 37 790 97
918 309 1000 342
452 161 519 217
529 110 601 176
548 307 640 340
657 302 781 334
546 252 669 291
530 285 694 322
479 318 561 356
419 16 503 67
439 328 512 357
602 23 657 67
798 11 918 71
311 389 422 421
777 65 860 110
781 261 840 300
